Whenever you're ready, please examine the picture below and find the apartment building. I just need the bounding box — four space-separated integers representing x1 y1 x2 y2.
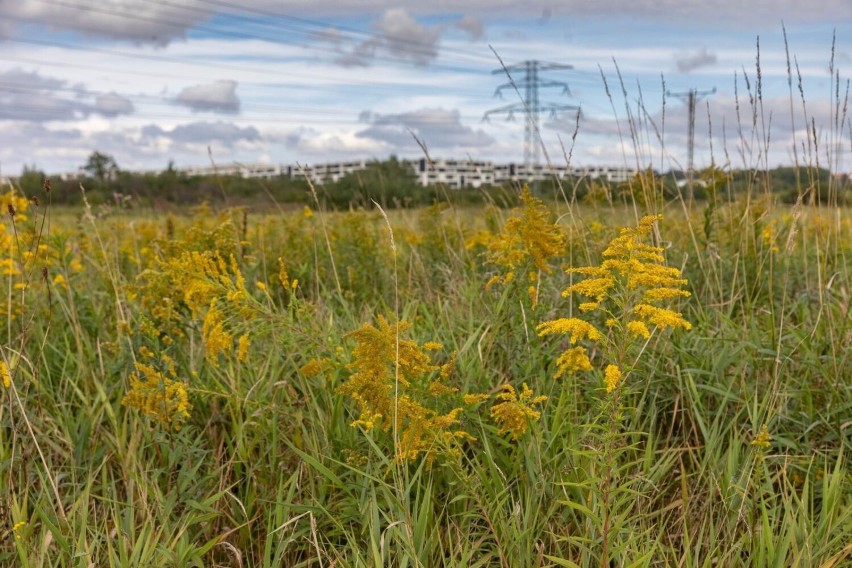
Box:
168 159 637 188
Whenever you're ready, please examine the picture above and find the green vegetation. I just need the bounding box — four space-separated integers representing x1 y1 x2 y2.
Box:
1 168 850 565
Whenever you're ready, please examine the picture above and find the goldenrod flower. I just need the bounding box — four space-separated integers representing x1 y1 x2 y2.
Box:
553 346 592 378
300 358 325 378
237 334 250 362
462 393 490 406
122 362 192 430
604 364 622 393
490 383 547 440
537 318 603 344
482 186 565 305
633 304 692 331
201 300 232 365
627 320 651 340
1 361 10 388
339 316 473 462
751 424 772 449
539 215 692 381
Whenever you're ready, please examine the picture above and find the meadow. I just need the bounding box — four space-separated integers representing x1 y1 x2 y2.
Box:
1 163 850 567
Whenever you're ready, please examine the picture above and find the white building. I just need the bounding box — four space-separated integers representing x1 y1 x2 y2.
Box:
410 158 496 189
181 163 282 179
172 158 636 188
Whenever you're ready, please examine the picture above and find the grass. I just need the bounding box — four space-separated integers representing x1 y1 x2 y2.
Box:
2 40 851 567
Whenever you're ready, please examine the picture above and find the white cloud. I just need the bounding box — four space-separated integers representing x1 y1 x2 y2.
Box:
356 108 494 150
175 80 240 114
141 121 260 145
675 49 718 73
94 92 135 117
7 0 209 45
334 8 443 66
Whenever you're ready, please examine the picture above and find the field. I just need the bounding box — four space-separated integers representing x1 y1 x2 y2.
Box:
1 174 851 566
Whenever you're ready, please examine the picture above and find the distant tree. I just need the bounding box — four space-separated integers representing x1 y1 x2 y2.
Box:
82 151 119 185
18 165 47 195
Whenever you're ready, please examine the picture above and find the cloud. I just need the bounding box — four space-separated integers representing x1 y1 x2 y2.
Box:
455 15 484 40
94 92 135 117
141 121 260 146
174 80 240 114
334 8 442 66
1 0 211 45
0 68 132 121
356 108 494 149
0 1 850 49
675 49 718 73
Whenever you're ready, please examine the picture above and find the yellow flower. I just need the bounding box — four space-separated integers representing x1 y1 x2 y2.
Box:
12 520 26 540
490 383 547 440
300 358 325 378
633 304 692 331
537 318 603 344
339 316 472 462
604 364 622 393
463 393 490 406
122 362 192 430
201 300 232 365
237 334 250 362
627 320 651 340
52 274 68 288
751 424 772 449
1 361 11 388
256 281 267 292
553 346 592 378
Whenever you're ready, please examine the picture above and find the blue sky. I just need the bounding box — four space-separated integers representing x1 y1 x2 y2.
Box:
0 1 850 177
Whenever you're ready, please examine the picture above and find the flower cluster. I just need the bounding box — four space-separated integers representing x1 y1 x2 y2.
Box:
339 316 476 462
122 360 192 430
477 186 565 307
489 383 547 440
539 215 692 391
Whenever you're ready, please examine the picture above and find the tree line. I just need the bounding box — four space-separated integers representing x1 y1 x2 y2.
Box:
12 152 851 210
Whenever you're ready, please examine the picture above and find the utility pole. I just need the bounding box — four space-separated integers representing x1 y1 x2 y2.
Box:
484 60 579 173
666 87 715 201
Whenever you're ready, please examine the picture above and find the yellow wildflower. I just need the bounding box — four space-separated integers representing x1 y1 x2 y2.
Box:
256 281 267 292
463 393 490 406
633 304 692 331
553 346 593 378
1 361 11 388
12 520 26 540
627 320 651 340
537 318 603 344
201 300 232 365
490 383 547 440
237 334 250 362
339 316 472 462
751 424 772 449
300 358 325 378
482 185 565 305
52 274 68 288
122 362 192 430
604 364 622 393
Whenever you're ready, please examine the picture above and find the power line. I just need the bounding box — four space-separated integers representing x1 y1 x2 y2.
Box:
483 60 579 167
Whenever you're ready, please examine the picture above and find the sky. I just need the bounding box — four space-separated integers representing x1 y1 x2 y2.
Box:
0 0 851 177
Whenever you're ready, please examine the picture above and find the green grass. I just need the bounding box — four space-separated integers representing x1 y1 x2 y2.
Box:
1 179 850 567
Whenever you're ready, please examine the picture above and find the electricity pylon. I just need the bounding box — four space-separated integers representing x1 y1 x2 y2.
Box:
666 87 716 200
483 60 579 168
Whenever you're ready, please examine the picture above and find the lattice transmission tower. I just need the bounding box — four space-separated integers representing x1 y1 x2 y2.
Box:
666 87 716 200
483 60 579 167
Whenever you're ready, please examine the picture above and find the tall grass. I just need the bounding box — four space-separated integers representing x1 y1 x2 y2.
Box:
1 40 850 567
